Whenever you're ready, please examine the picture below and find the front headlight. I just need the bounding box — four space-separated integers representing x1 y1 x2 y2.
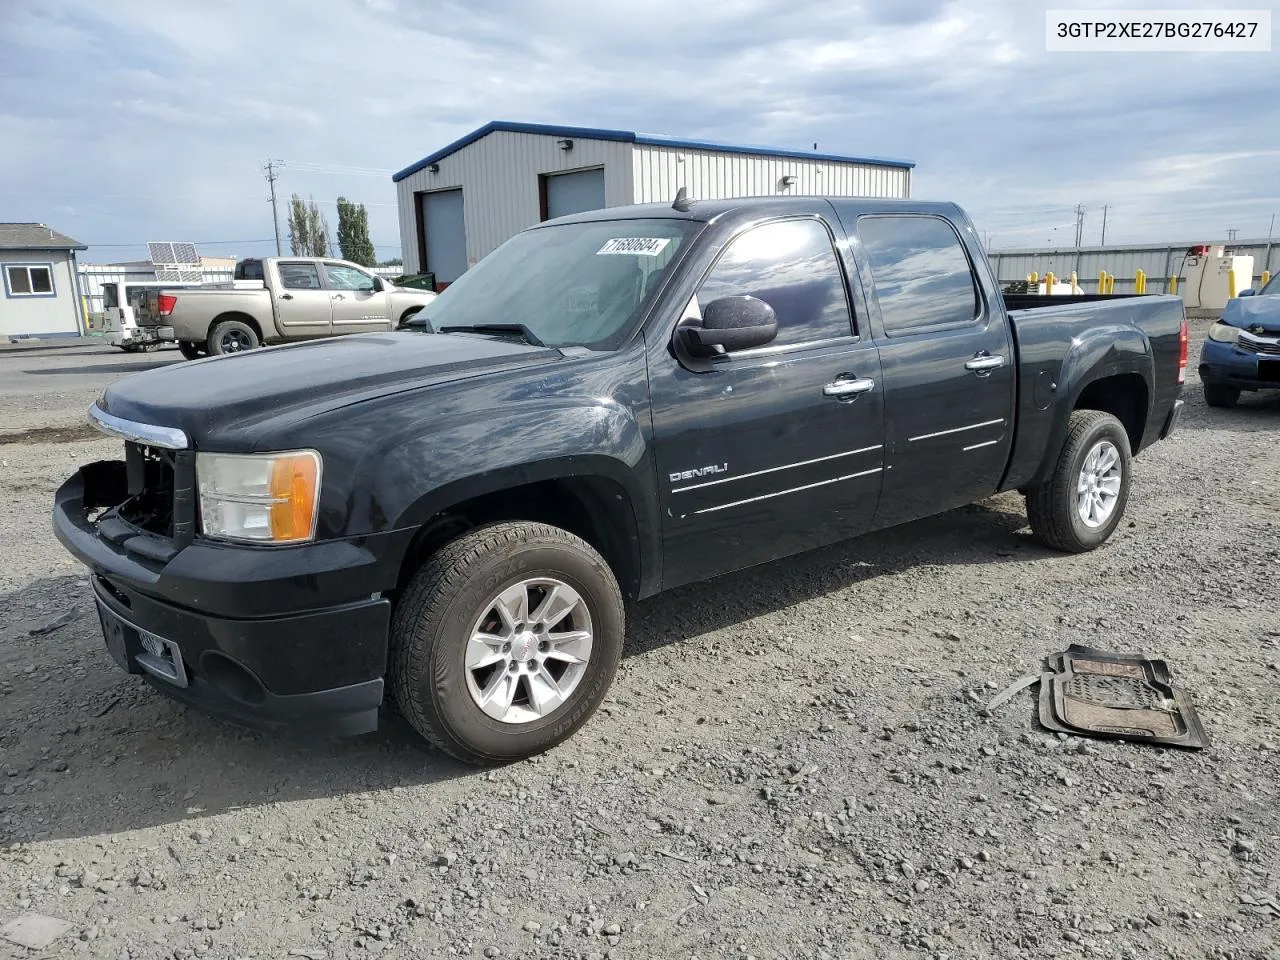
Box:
196 451 322 544
1207 321 1241 344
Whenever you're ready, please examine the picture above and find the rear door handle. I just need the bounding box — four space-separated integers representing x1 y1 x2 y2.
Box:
279 293 294 300
331 294 346 301
823 377 875 399
965 354 1006 373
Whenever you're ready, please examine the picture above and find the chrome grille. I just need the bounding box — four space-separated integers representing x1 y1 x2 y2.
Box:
1237 332 1280 356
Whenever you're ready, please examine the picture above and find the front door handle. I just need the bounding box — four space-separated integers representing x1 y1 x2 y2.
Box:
280 293 294 300
331 294 346 301
823 377 875 399
965 354 1006 374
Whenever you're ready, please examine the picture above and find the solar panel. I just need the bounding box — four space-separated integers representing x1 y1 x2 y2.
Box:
149 241 202 284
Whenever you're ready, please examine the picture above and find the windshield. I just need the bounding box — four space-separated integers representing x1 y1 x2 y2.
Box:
421 218 698 349
1261 272 1280 296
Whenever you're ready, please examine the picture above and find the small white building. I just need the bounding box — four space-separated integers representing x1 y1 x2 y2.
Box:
0 223 87 339
393 121 914 289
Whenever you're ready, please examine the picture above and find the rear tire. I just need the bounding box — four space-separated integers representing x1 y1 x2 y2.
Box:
1203 383 1239 408
178 341 204 361
389 522 624 765
1026 410 1132 553
207 320 260 355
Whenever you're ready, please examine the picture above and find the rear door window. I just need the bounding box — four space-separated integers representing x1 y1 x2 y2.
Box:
695 218 854 350
858 216 980 335
278 263 322 290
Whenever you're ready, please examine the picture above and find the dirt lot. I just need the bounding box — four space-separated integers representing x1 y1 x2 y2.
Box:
0 329 1277 960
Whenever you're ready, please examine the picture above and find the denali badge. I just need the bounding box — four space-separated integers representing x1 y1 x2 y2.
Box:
670 463 728 482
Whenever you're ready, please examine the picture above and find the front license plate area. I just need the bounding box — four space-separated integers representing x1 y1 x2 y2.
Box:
97 601 141 673
1258 359 1280 383
96 601 188 686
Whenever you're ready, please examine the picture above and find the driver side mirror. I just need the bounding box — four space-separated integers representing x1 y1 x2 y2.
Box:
371 277 385 293
1238 288 1255 297
680 296 778 357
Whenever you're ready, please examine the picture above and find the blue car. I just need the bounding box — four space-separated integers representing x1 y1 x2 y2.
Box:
1200 272 1280 407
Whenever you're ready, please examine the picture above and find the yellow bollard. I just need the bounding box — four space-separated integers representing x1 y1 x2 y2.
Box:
1169 275 1178 295
1026 273 1034 285
1108 274 1116 294
1135 269 1146 295
1045 271 1056 292
1262 270 1271 288
1098 271 1107 293
1228 270 1236 299
1070 271 1078 292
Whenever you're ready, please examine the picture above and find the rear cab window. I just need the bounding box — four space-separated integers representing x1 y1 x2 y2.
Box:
857 216 980 335
693 218 855 351
278 263 322 290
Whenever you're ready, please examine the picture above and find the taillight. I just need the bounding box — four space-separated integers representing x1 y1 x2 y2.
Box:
1177 316 1188 384
157 294 177 317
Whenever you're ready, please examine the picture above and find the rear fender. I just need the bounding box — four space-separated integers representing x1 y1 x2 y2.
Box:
1026 325 1153 487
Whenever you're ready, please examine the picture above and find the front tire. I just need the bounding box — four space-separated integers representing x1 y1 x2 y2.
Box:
1026 410 1132 553
390 522 624 764
207 320 260 355
1203 383 1239 408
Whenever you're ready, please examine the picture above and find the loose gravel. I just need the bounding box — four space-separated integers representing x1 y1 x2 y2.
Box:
0 328 1276 960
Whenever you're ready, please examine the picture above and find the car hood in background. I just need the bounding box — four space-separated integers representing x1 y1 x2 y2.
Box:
1221 294 1280 333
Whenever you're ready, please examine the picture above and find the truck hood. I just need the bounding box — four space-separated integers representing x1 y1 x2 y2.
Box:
1220 294 1280 332
96 332 561 449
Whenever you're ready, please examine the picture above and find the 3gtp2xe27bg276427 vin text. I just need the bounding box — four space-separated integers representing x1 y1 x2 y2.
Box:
54 197 1187 764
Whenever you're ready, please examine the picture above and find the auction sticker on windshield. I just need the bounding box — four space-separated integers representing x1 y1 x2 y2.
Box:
597 237 672 256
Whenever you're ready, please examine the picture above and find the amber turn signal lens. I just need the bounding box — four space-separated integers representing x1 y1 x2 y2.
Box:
268 452 320 542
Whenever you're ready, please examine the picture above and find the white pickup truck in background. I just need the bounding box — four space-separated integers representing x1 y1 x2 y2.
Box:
129 257 438 359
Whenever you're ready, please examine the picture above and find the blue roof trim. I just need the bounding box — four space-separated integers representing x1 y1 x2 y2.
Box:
391 121 914 182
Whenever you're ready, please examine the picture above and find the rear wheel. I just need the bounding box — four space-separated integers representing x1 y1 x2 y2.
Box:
178 341 204 361
207 320 259 355
1026 410 1132 553
1203 383 1239 408
389 522 624 764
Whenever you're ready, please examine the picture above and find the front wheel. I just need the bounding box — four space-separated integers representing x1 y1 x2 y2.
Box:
389 522 624 764
1203 383 1240 408
1026 410 1132 553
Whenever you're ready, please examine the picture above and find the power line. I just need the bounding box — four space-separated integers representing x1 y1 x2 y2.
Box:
84 239 277 247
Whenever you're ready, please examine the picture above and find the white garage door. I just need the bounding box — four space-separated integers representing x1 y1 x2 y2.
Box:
545 168 606 220
420 189 467 285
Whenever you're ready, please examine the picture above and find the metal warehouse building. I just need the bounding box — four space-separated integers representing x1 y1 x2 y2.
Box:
393 121 914 289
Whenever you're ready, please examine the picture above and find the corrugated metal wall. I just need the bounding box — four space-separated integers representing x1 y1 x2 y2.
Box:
632 145 910 204
396 132 634 271
987 240 1279 295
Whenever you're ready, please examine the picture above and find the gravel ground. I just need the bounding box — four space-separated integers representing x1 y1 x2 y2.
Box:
0 328 1277 960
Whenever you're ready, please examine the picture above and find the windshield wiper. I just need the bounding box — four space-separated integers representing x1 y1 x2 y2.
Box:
438 323 545 347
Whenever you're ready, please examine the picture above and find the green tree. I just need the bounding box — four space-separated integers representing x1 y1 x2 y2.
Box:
287 194 310 256
336 196 376 266
287 193 330 256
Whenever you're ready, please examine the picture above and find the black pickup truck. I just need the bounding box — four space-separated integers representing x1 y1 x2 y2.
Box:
54 196 1187 764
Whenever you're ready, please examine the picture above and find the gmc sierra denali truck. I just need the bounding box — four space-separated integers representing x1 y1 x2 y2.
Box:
54 196 1187 765
152 257 436 359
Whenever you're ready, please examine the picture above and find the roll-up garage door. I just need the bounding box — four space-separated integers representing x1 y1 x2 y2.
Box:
545 168 606 220
420 189 466 287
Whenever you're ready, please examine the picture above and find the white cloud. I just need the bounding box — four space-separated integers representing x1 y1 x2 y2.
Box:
0 0 1275 262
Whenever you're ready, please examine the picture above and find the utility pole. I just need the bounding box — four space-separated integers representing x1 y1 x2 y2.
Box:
1073 204 1086 248
1100 204 1109 247
262 160 283 256
1227 227 1238 243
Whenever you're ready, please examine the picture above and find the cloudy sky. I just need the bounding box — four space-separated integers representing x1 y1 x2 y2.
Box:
1 0 1276 265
